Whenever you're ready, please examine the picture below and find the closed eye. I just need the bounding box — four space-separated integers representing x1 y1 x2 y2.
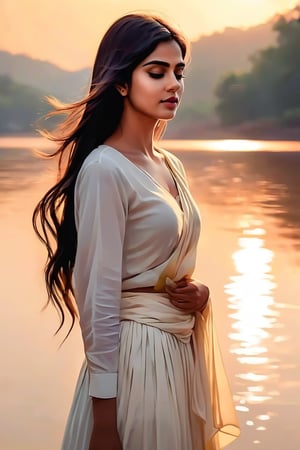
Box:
148 73 164 79
148 73 185 80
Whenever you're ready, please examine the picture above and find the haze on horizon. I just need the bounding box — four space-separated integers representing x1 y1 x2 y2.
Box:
1 0 298 70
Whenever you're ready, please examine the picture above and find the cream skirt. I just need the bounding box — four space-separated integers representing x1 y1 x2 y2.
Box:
61 320 205 450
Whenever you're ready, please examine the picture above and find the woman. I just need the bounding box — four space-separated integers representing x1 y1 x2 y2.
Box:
33 13 239 450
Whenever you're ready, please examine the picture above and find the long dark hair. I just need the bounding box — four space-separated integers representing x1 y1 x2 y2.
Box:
33 13 188 335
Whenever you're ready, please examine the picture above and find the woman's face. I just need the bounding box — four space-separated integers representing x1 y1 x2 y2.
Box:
122 40 185 122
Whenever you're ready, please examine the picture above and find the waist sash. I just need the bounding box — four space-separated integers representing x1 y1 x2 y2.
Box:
121 292 240 450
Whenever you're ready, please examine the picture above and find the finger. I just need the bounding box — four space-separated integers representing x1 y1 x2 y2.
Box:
175 283 186 289
165 277 177 289
168 289 199 300
165 286 176 296
168 292 189 300
166 282 189 291
172 284 198 294
170 295 208 311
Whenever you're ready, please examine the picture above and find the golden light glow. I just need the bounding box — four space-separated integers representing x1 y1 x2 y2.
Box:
207 139 264 152
162 139 300 152
226 236 276 356
225 214 281 415
0 0 298 70
0 136 53 149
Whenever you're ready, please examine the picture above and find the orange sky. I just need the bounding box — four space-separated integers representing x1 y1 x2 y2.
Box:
0 0 298 70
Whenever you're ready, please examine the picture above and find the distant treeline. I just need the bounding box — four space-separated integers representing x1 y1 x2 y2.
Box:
215 7 300 126
1 5 299 135
0 75 50 133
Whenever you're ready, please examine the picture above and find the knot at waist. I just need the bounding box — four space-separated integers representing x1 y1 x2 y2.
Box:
120 291 195 344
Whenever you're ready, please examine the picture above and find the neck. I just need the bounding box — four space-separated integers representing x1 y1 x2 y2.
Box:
107 104 160 157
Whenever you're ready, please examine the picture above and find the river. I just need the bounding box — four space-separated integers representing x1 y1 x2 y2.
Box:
0 137 299 450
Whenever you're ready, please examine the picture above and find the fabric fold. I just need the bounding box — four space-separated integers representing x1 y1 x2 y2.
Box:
121 292 240 450
62 146 240 450
193 302 240 449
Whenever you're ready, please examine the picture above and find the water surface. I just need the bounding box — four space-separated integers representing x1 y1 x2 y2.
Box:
1 137 299 450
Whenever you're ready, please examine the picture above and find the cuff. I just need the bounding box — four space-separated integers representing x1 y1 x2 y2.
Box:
88 372 118 398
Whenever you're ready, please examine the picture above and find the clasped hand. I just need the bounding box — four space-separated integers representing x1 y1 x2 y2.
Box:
165 276 210 313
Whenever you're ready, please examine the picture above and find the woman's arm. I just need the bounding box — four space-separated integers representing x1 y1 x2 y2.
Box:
74 155 128 447
89 398 122 450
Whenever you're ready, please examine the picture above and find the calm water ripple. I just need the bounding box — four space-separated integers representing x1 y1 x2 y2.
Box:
1 138 299 450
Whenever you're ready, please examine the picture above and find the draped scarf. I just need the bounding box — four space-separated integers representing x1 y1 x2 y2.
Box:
121 148 240 449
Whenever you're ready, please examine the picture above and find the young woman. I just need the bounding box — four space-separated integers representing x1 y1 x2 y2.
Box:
33 13 239 450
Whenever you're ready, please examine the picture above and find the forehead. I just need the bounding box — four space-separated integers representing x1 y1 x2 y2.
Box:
142 40 184 65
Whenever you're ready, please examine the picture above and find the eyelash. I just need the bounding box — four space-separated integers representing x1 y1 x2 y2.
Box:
148 73 185 81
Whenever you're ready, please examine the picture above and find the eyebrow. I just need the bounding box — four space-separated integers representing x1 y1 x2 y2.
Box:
142 60 185 69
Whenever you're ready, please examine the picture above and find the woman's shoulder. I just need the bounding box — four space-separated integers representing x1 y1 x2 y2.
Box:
76 145 131 191
81 144 126 171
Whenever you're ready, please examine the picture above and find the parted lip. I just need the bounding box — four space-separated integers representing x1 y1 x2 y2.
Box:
161 96 179 103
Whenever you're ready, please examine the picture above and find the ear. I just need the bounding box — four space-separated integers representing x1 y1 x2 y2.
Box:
116 83 128 97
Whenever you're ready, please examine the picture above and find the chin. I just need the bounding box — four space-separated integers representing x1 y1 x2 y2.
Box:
159 111 178 121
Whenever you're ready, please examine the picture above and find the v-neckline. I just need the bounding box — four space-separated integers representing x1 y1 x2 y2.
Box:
104 145 183 211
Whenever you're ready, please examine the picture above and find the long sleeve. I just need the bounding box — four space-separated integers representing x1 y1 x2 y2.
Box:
73 157 128 398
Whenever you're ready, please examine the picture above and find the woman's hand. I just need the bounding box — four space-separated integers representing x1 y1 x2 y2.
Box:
165 276 210 313
89 397 122 450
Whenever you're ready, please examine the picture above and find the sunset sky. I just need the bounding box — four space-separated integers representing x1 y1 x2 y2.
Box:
1 0 298 70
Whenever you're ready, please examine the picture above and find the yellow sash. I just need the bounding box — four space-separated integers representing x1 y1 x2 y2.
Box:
149 149 240 448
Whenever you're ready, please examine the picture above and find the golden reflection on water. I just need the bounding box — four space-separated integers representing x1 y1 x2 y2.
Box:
204 139 263 152
162 139 300 152
225 215 281 437
1 138 299 450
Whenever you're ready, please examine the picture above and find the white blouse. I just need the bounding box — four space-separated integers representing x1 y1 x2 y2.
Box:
73 145 185 398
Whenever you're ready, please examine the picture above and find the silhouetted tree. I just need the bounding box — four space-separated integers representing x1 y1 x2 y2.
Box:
215 5 300 125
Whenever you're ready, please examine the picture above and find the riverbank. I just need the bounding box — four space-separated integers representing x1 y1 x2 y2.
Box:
1 119 300 142
166 118 300 141
1 142 300 450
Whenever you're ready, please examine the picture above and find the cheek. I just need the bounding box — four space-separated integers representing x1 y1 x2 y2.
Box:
129 80 161 106
140 80 157 95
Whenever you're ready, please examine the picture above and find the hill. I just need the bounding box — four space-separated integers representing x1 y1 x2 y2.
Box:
167 21 276 133
0 75 50 133
0 51 90 101
0 21 275 107
184 21 275 105
0 19 278 136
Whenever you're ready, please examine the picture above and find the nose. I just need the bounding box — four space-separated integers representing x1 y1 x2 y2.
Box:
167 73 182 93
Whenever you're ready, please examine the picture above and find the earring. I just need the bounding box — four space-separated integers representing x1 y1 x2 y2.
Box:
119 88 127 96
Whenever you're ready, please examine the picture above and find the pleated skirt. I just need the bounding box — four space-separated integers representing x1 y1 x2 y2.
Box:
61 321 205 450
